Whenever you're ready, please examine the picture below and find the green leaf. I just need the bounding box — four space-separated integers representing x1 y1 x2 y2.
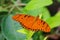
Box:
22 0 31 3
24 0 53 10
38 7 51 20
23 8 41 16
23 0 51 19
46 11 60 29
0 32 5 40
1 14 34 40
32 31 45 40
0 6 8 12
23 7 51 20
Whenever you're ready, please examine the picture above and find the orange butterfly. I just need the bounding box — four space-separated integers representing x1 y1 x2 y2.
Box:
12 14 50 32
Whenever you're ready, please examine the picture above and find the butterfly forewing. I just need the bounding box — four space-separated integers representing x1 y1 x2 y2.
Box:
20 15 36 29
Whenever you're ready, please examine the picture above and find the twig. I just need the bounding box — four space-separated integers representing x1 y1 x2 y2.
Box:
8 0 26 14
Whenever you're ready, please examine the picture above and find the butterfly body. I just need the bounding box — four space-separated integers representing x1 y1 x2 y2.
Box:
12 14 50 32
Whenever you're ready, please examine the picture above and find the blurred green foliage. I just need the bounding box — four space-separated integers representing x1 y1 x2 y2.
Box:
57 0 60 2
0 0 60 40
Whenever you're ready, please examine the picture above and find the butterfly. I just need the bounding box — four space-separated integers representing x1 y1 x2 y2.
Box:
12 14 50 32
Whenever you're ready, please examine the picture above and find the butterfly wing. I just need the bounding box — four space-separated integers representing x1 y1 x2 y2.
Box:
12 14 37 29
20 15 36 29
31 18 50 32
12 14 50 32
